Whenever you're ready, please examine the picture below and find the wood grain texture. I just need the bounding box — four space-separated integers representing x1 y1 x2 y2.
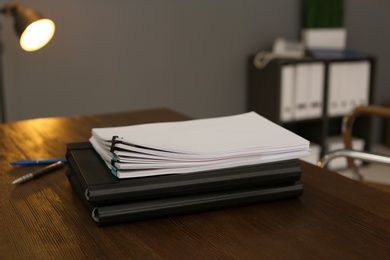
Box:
1 108 389 259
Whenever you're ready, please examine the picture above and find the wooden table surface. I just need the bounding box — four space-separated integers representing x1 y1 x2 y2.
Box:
1 108 389 259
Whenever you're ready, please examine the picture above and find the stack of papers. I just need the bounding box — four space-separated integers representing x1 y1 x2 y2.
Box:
90 112 310 179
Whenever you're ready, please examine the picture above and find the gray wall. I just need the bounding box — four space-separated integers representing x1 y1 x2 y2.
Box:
2 1 390 138
347 0 390 103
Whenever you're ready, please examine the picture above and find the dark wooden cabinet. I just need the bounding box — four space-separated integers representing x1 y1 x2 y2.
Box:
248 55 375 157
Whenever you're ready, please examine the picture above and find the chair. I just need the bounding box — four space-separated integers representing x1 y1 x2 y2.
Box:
318 105 390 180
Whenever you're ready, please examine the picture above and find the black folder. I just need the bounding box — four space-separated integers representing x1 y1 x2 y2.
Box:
66 142 303 225
66 142 302 205
70 171 303 225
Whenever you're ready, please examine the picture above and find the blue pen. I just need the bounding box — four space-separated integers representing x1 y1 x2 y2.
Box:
10 158 68 166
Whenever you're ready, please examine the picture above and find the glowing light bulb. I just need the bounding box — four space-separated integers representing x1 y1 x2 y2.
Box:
20 19 55 52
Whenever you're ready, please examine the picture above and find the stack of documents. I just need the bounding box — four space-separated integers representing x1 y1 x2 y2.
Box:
89 112 310 178
66 112 309 225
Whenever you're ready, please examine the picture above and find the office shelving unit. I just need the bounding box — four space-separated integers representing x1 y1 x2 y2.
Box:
247 55 376 157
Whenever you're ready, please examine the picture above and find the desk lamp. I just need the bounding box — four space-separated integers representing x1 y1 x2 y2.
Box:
0 3 55 122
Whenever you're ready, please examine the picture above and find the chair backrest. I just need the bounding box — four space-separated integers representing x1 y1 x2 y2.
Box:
342 105 390 169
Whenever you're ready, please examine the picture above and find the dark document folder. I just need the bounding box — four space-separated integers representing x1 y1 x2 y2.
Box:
66 142 302 204
66 142 303 225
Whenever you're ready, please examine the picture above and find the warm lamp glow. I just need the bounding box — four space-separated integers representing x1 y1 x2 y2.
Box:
20 18 55 52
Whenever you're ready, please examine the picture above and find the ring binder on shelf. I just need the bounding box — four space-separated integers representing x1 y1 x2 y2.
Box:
248 55 375 158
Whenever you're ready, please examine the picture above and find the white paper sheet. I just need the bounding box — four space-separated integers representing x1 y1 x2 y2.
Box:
90 112 310 178
92 112 309 155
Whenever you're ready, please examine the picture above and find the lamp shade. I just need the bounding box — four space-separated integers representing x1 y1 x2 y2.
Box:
14 7 55 51
13 7 55 51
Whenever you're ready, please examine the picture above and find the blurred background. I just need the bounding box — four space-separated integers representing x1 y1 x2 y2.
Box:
1 0 389 142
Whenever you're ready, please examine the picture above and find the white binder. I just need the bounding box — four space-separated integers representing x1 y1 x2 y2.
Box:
327 61 370 117
280 62 325 121
307 63 325 118
355 61 371 107
327 62 342 116
280 65 295 122
294 63 310 119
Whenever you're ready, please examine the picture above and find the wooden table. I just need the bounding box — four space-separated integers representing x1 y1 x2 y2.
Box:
1 108 389 258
